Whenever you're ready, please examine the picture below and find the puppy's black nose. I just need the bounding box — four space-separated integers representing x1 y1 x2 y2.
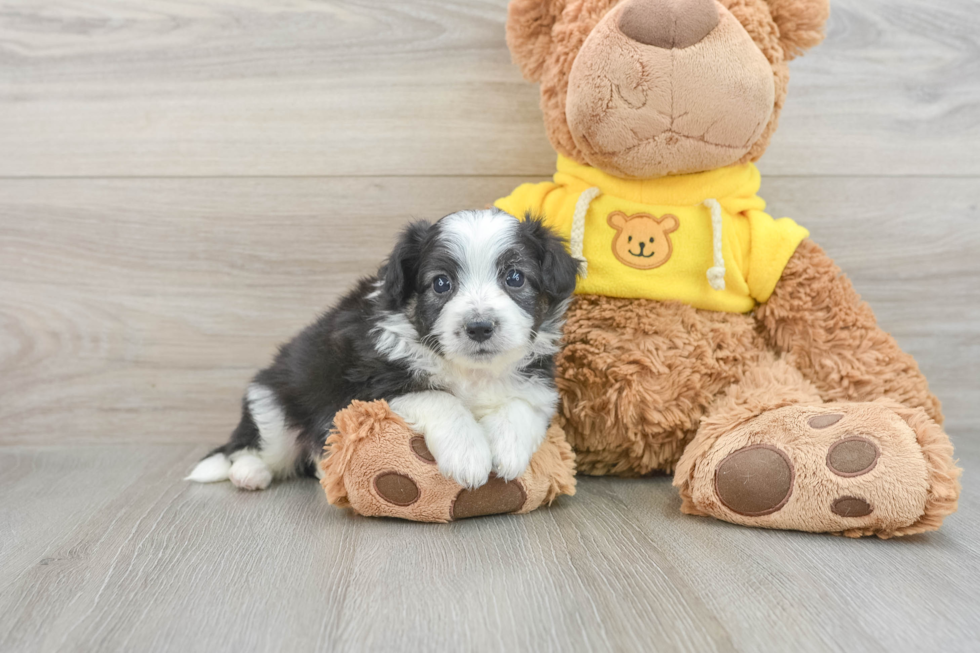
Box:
465 321 494 343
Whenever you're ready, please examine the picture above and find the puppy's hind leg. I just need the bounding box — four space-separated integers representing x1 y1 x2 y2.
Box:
186 392 263 487
186 384 298 491
227 384 301 490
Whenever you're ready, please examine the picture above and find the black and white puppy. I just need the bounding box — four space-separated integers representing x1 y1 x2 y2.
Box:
186 208 578 490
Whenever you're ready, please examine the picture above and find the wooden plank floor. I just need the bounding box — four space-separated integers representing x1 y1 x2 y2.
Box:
1 443 978 652
1 1 978 651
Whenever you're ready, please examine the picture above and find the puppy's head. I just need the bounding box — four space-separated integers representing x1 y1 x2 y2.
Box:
379 209 578 367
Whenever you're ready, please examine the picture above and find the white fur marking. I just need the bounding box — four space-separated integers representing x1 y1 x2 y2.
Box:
482 397 554 481
185 453 231 483
373 311 443 377
229 453 273 491
365 279 384 301
246 384 299 478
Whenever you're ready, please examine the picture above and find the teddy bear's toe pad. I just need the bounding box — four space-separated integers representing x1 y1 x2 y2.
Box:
373 472 421 506
687 403 936 535
831 496 873 517
826 437 879 477
452 476 527 519
714 445 794 516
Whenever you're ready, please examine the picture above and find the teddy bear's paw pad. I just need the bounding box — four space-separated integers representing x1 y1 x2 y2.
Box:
373 472 421 506
808 413 843 429
714 444 794 516
452 475 527 520
409 436 436 464
831 496 873 518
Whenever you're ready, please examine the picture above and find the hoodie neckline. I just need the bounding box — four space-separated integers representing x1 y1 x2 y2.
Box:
554 155 763 207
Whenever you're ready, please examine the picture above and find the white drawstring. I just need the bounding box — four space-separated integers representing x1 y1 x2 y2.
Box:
703 198 726 291
570 186 601 278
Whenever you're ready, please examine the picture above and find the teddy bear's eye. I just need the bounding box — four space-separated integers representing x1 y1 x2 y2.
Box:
649 237 654 243
628 236 632 242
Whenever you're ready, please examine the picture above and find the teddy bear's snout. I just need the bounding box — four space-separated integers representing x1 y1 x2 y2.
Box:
564 0 776 178
617 0 719 50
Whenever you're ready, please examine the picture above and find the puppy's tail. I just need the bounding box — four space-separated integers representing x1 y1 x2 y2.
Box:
185 448 232 483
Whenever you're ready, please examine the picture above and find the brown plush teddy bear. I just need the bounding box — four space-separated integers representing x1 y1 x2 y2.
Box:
323 0 961 536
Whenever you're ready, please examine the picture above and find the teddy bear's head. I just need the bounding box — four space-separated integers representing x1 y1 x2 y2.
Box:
507 0 829 178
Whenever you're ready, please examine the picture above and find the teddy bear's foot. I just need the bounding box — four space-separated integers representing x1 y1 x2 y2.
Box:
675 401 960 538
319 400 576 522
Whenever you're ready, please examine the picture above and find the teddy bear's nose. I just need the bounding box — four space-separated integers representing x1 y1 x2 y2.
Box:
618 0 720 49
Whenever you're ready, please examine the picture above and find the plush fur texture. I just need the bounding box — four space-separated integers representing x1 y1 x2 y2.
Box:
556 294 767 476
553 236 962 536
756 239 943 423
187 209 579 493
556 239 960 536
320 400 577 522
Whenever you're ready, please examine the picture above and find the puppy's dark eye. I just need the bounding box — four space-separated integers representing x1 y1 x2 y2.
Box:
628 235 633 242
505 269 525 288
432 275 452 294
649 237 654 243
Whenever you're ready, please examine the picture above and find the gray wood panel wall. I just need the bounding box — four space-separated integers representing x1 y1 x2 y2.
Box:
1 0 977 447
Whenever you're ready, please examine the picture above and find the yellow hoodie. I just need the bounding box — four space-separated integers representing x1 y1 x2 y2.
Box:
495 155 808 314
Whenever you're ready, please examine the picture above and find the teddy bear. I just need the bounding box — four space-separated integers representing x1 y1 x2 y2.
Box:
322 0 961 537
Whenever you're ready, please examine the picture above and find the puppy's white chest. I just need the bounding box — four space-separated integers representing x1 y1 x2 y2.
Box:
428 369 519 419
431 363 556 421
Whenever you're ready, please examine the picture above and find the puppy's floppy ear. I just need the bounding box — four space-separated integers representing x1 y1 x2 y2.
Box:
379 220 431 308
517 212 578 301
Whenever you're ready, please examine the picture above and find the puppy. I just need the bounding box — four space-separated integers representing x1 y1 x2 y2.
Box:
186 208 579 490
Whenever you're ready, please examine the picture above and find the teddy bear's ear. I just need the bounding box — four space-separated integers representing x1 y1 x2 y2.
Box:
506 0 566 82
766 0 830 60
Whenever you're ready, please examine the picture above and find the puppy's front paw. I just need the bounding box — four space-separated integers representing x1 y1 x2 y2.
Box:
433 435 493 490
482 414 537 481
491 445 533 482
